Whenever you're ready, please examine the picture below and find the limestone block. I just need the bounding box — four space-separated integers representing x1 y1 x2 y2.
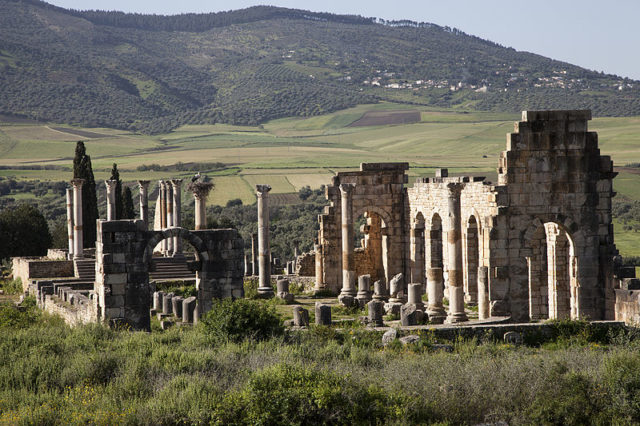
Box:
382 328 397 346
400 304 418 326
292 306 309 327
367 300 384 327
315 303 332 326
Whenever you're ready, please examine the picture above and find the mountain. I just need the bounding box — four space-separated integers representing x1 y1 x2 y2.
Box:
0 0 638 133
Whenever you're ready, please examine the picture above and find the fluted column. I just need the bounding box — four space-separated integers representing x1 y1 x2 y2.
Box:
105 179 117 221
446 183 467 323
339 183 357 301
66 187 74 259
71 179 84 259
190 181 213 230
137 180 150 228
256 185 273 297
251 233 258 275
171 179 183 255
166 180 174 254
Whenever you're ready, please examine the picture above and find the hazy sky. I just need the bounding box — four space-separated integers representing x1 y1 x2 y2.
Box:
48 0 640 80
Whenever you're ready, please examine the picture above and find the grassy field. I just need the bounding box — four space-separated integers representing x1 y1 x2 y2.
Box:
2 102 640 254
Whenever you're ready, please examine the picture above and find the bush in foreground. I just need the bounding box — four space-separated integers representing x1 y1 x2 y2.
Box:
200 298 284 343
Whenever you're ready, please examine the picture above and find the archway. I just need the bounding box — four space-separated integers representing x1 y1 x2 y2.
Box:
352 210 387 284
464 215 480 305
526 221 577 320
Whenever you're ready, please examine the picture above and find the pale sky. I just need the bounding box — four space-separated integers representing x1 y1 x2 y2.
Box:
48 0 640 80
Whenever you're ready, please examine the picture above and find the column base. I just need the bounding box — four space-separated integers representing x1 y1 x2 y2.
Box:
427 308 446 324
445 312 469 323
338 291 356 307
257 287 274 298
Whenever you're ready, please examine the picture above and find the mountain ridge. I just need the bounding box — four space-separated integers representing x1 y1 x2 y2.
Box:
0 0 638 133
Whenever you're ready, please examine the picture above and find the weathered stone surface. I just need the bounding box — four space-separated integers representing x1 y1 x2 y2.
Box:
315 303 332 326
292 305 309 327
382 328 398 346
356 274 372 307
182 296 197 323
373 280 388 301
367 300 384 327
162 293 174 315
172 296 183 318
503 331 523 345
399 335 420 345
400 304 417 326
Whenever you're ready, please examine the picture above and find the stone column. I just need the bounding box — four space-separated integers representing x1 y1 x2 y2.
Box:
426 267 446 323
170 179 183 255
166 180 174 254
251 233 258 276
105 179 117 221
256 185 273 297
314 240 324 292
66 187 74 259
446 183 467 323
478 266 490 320
137 180 150 228
71 179 84 259
339 183 357 302
190 181 213 231
158 180 167 254
410 225 425 288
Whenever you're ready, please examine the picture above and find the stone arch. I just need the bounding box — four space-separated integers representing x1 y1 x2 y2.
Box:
352 205 392 230
143 227 209 265
523 217 580 320
464 214 480 304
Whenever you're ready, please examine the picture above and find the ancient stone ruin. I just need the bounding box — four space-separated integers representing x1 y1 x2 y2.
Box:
314 110 623 322
15 109 640 328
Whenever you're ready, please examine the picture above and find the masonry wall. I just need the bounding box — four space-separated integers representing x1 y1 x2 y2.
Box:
12 257 74 292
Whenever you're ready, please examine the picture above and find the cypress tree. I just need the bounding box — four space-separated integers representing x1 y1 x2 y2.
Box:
122 186 135 219
73 141 98 248
110 163 123 219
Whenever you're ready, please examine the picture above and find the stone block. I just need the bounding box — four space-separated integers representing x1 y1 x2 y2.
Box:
292 306 309 327
367 300 384 327
172 296 184 318
382 328 397 346
315 303 332 326
182 297 197 323
162 293 174 315
400 304 417 326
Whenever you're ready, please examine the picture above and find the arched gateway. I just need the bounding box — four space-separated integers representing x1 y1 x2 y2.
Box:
95 220 244 330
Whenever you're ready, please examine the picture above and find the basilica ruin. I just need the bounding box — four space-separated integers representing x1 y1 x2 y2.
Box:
16 109 640 329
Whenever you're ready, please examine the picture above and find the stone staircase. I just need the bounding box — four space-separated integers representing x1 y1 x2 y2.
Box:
74 259 96 282
150 255 196 282
72 255 196 283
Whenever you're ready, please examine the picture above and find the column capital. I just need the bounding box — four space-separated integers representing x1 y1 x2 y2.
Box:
158 179 166 188
170 179 183 189
104 179 117 191
70 178 85 188
339 183 355 195
256 184 271 195
189 181 214 199
137 180 150 189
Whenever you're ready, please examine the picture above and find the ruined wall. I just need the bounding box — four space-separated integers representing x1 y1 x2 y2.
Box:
497 110 618 321
614 290 640 324
95 220 244 330
12 257 74 292
318 163 408 293
295 252 315 276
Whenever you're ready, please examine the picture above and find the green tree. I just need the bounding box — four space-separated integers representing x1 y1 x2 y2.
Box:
73 141 98 248
110 163 123 219
0 204 52 260
122 186 135 219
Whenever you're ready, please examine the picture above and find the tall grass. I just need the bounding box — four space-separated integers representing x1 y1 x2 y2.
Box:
2 299 640 424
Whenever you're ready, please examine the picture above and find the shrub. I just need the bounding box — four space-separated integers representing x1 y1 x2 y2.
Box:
215 363 402 424
200 298 283 343
0 277 23 295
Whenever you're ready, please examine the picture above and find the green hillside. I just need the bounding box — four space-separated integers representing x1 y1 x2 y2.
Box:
0 0 638 134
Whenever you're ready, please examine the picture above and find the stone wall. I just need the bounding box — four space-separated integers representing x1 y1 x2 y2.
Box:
95 220 244 330
295 252 315 276
615 290 640 324
12 257 74 292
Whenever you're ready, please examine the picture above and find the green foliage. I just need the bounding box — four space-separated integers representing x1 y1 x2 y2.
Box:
0 1 637 133
122 186 135 219
0 203 51 260
200 298 284 343
0 277 23 295
154 281 197 298
72 141 98 248
109 163 123 219
243 277 259 299
217 363 399 424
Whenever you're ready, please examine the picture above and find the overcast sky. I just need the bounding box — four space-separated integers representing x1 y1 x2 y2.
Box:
48 0 640 80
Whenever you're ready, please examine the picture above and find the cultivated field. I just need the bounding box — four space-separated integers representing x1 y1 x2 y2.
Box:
2 103 640 254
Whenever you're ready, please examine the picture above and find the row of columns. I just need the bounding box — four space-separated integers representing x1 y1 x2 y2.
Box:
155 179 185 256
